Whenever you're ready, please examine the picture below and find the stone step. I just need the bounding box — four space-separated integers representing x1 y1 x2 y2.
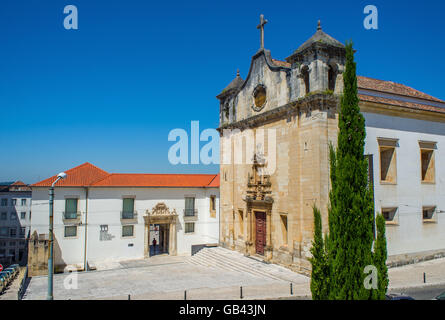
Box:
188 253 246 274
192 248 283 281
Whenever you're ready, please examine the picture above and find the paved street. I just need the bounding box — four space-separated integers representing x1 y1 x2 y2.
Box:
23 248 309 300
21 248 445 300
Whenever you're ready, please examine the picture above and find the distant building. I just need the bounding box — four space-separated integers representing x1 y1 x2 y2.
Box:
29 162 219 273
0 181 31 266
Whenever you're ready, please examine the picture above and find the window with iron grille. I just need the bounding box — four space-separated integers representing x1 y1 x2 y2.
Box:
122 225 134 237
64 226 77 237
185 222 195 233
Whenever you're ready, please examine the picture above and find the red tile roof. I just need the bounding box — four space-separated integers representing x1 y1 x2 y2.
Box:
357 76 443 103
32 162 110 187
359 94 445 115
91 173 219 187
32 163 219 188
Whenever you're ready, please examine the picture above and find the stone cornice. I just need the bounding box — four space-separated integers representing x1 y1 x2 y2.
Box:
217 93 339 132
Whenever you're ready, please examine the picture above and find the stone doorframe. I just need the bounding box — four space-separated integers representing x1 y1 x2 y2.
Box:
243 198 273 261
143 203 178 258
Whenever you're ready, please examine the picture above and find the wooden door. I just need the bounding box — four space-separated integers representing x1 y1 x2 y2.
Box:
255 212 266 255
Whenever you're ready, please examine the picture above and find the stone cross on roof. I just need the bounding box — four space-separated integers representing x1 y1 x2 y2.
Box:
257 14 268 49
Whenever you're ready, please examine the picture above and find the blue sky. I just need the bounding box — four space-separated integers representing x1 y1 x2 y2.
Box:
0 0 444 183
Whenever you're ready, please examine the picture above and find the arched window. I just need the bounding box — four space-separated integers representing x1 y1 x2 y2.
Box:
328 65 336 91
301 66 310 94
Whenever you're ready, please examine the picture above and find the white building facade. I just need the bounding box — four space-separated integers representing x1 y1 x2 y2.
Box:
30 163 219 271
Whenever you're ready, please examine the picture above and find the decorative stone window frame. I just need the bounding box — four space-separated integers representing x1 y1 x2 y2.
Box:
419 141 436 184
381 207 399 226
422 206 437 224
64 225 79 239
252 84 267 112
378 138 398 185
121 224 136 239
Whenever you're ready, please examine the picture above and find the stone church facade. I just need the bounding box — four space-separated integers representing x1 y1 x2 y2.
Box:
217 18 445 273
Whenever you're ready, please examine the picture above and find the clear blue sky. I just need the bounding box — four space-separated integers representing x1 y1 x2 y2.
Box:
1 0 444 183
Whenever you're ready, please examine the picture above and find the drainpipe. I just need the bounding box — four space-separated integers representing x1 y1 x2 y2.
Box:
83 187 89 271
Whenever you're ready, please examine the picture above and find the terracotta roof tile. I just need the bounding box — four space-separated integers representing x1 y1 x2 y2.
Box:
359 94 445 115
32 163 219 188
32 162 110 187
91 173 219 187
357 76 443 103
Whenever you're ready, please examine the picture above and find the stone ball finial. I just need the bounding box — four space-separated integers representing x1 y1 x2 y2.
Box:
317 20 322 31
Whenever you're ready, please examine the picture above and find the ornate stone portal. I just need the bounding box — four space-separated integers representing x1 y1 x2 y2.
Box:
243 153 274 260
143 203 178 258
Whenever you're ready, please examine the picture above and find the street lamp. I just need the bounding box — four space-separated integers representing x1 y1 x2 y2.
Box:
47 172 67 300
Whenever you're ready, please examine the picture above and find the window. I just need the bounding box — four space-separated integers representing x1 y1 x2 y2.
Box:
64 226 77 237
185 197 195 216
21 199 26 206
1 212 6 220
419 142 436 183
185 222 195 233
0 249 5 256
378 138 398 184
1 199 7 206
235 210 244 239
382 207 398 225
12 199 17 206
210 195 216 218
122 198 135 219
9 249 15 256
10 212 16 220
10 228 17 237
9 241 15 246
422 206 437 223
280 214 288 246
20 212 26 219
20 227 25 236
0 227 8 236
65 198 78 219
122 225 134 237
328 65 336 91
302 65 310 94
29 211 31 220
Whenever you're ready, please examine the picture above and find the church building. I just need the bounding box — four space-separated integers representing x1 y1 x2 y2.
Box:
217 17 445 273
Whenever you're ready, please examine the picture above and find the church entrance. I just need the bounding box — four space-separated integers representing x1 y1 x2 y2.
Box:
149 224 169 256
255 211 266 255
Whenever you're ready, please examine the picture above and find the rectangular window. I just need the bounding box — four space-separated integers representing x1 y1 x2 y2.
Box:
20 212 26 219
378 138 398 184
12 199 17 206
10 212 16 220
21 199 26 206
10 228 17 237
122 225 134 237
122 198 135 219
382 207 398 224
185 222 195 233
280 214 288 246
1 199 7 206
9 249 15 256
422 206 436 223
419 142 436 183
237 210 244 238
20 227 26 236
185 197 195 216
0 249 5 255
64 226 77 237
0 212 6 220
65 198 78 219
0 227 8 236
9 241 15 246
210 195 216 218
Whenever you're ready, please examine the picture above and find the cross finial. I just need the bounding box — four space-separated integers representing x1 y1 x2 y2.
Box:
317 20 322 31
257 14 268 49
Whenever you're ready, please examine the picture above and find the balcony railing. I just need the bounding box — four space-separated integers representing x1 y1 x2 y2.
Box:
63 211 81 220
121 211 138 222
183 208 197 217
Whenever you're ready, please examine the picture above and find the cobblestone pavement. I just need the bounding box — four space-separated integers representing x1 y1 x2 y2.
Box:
22 250 445 300
23 252 309 300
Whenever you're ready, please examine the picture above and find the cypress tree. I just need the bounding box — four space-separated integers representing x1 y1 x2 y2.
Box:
309 205 329 300
327 41 375 300
372 214 389 299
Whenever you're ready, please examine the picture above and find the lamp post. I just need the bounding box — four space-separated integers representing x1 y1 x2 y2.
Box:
47 172 67 300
